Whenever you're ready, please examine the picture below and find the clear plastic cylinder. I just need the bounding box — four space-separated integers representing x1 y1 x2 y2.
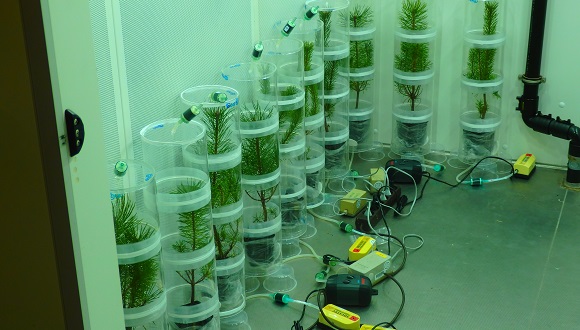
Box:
460 0 505 164
222 62 283 277
108 160 166 330
278 146 307 257
392 75 434 156
262 38 305 150
293 17 326 213
163 250 220 330
292 18 324 128
463 0 505 44
347 0 382 160
179 85 245 316
140 120 218 328
307 0 351 179
392 0 436 157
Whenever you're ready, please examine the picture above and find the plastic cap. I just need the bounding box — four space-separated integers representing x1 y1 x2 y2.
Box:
433 164 444 172
114 161 128 176
339 221 353 233
210 91 227 103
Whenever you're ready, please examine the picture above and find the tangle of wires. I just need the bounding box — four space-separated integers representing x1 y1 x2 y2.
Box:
403 156 515 208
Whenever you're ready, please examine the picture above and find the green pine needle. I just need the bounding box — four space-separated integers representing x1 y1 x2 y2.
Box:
112 195 156 245
305 84 321 117
119 255 162 309
394 0 431 111
466 1 500 119
399 0 428 31
201 105 236 155
304 41 314 72
241 102 279 176
279 107 304 145
341 4 373 28
170 180 212 253
210 165 241 210
319 11 332 47
214 216 242 260
112 195 162 309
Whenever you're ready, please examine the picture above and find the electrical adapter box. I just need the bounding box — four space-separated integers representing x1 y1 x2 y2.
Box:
340 188 368 216
369 167 386 192
318 304 360 330
514 153 536 179
349 251 392 285
385 159 422 184
348 236 376 261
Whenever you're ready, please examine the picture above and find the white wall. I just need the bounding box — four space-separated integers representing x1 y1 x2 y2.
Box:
93 0 580 167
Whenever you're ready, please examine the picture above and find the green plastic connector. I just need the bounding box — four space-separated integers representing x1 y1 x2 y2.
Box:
114 161 128 176
304 6 319 20
339 221 353 233
281 17 297 37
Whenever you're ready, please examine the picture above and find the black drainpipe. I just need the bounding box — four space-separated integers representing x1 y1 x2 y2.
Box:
516 0 580 183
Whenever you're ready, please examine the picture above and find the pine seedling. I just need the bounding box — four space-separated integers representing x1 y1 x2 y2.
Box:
304 41 321 118
466 1 500 119
342 4 375 110
214 217 242 260
111 195 162 311
170 180 212 305
394 0 432 111
240 102 279 176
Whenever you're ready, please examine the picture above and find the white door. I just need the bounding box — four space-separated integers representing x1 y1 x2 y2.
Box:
41 0 124 328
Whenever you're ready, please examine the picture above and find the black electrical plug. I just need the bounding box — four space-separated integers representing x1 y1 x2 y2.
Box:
394 195 408 216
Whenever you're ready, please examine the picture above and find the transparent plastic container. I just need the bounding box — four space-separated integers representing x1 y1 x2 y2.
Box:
307 0 351 179
216 236 246 316
292 18 324 128
108 160 166 330
278 146 307 246
293 17 326 213
163 246 220 330
242 176 282 277
347 0 382 159
180 85 243 216
262 38 306 150
391 75 434 156
141 120 213 249
464 0 505 45
305 126 325 209
220 311 251 330
460 0 505 164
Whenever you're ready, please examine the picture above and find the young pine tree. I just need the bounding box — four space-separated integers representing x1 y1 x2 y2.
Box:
466 1 500 119
394 0 432 111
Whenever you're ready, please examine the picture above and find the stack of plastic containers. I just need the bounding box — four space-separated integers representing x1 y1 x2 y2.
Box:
262 37 307 257
460 0 505 165
141 120 220 329
392 0 436 158
108 160 166 330
180 86 246 318
293 13 325 237
221 62 282 289
347 0 383 161
307 0 351 179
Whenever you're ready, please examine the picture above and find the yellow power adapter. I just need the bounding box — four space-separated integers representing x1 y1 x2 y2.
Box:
369 167 386 192
348 236 376 261
349 251 392 285
360 325 394 330
514 153 536 179
339 188 368 216
318 304 361 330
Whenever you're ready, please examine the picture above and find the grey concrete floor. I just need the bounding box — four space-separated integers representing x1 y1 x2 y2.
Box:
244 153 580 330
